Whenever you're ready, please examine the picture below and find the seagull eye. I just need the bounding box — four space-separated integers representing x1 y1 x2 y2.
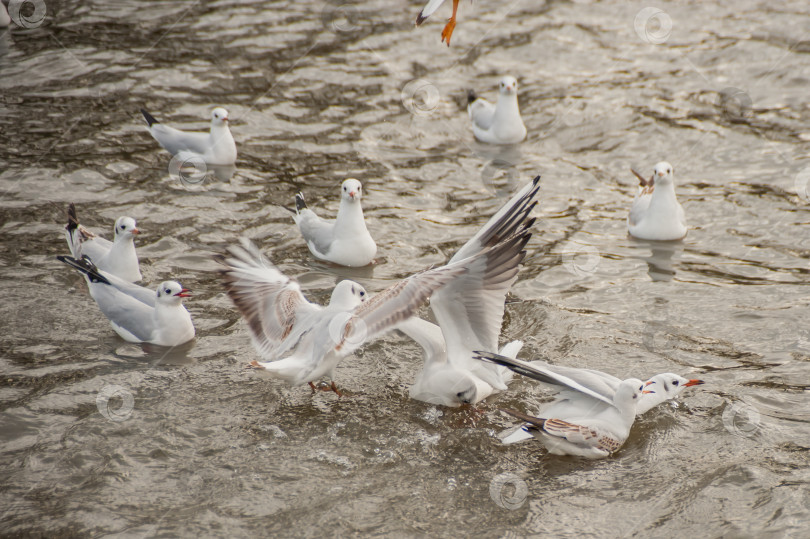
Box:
673 380 679 386
165 288 171 294
359 291 365 297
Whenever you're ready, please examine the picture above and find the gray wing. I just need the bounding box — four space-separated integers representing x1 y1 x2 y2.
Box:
88 282 155 342
468 98 496 130
431 178 539 355
149 124 210 156
474 352 616 406
295 210 336 257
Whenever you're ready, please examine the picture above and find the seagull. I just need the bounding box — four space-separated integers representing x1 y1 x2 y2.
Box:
399 176 541 406
499 366 704 444
57 255 195 347
140 107 237 166
475 352 649 459
415 0 462 46
64 203 142 283
627 161 687 241
291 178 377 267
217 224 531 396
468 76 527 144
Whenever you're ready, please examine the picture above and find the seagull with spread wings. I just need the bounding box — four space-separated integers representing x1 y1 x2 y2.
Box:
217 218 531 396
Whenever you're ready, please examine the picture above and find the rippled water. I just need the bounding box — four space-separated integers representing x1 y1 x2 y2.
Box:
2 0 810 536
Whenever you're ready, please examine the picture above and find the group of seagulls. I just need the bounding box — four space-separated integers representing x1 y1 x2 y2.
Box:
47 8 700 460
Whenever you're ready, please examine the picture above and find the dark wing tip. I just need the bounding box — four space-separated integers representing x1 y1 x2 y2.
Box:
415 12 428 27
295 192 307 212
140 108 159 127
66 203 79 232
500 408 547 429
630 168 649 187
57 255 111 285
467 89 478 105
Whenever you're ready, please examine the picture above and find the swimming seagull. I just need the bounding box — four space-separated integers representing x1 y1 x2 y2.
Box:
56 255 195 346
499 366 704 444
216 226 531 397
627 161 687 241
64 203 142 283
140 107 237 166
475 351 649 459
399 176 541 406
415 0 462 46
291 178 377 267
468 76 527 144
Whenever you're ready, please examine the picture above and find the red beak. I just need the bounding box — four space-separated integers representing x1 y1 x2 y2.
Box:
645 380 654 386
175 288 192 298
132 228 140 235
349 191 357 199
684 379 704 387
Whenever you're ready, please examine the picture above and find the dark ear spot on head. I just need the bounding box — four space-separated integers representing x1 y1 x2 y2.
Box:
351 285 355 294
663 381 670 392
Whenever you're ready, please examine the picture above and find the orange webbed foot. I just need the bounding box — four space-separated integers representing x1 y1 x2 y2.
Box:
441 17 456 46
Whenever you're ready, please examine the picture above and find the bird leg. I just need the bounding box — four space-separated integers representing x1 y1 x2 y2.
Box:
309 380 344 398
441 0 460 46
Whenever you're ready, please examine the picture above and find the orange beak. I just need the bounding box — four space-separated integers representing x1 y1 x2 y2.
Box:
349 191 357 199
176 288 192 298
645 380 655 386
684 379 704 387
642 390 655 394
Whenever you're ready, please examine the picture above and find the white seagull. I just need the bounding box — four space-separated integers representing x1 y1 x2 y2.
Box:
475 352 649 459
468 76 527 145
57 255 195 347
415 0 462 46
217 226 531 396
399 176 541 406
500 367 704 444
291 178 377 267
141 107 237 166
64 203 142 283
627 161 687 241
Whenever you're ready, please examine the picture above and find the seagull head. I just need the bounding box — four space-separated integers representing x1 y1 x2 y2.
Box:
615 378 648 409
113 216 139 240
330 280 367 309
211 107 230 126
156 281 191 305
653 161 674 185
499 76 518 96
341 178 363 202
645 373 704 399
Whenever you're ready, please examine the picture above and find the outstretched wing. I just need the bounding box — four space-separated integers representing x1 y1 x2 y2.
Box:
217 238 321 359
432 177 539 355
474 352 616 406
416 0 446 25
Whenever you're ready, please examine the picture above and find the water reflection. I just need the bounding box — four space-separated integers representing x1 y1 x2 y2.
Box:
631 238 683 282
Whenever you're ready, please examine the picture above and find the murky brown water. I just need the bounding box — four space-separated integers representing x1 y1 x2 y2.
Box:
2 0 809 536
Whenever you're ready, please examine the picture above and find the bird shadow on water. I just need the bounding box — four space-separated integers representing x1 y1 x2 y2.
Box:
113 340 196 367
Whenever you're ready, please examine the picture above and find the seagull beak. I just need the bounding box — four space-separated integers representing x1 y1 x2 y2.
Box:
684 379 704 387
349 191 357 199
223 117 228 122
642 390 655 394
645 380 655 386
176 288 192 298
131 228 140 235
